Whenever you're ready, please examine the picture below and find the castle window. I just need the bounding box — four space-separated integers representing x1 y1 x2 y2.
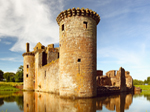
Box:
62 24 64 31
27 103 28 107
77 59 81 62
58 52 59 58
83 21 88 28
27 65 29 68
26 74 28 78
45 71 46 79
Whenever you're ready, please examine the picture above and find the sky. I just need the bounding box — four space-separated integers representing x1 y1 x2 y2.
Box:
0 0 150 80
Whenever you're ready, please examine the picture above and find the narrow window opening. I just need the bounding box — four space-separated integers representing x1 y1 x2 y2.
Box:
26 74 28 78
77 59 81 62
58 52 59 58
83 21 88 28
62 24 64 31
27 65 29 68
45 71 46 79
27 104 28 107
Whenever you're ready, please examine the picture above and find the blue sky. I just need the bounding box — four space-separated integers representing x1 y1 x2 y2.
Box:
0 0 150 80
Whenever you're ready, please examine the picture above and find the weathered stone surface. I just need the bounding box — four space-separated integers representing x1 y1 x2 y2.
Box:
96 67 134 93
23 8 134 98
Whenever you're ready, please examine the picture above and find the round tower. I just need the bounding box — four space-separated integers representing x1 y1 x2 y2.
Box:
56 8 100 98
22 43 35 90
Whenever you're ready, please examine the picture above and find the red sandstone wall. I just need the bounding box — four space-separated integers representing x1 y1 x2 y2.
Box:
36 59 59 93
23 55 35 90
59 15 97 98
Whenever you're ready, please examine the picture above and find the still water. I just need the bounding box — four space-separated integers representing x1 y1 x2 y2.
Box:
0 91 149 112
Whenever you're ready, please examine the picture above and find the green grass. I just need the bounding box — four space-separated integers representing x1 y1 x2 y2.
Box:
134 85 150 95
0 85 20 91
0 82 23 86
0 82 23 91
134 85 150 90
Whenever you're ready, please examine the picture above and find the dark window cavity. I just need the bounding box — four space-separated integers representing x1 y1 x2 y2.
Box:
62 24 64 31
26 74 28 78
78 59 81 62
27 65 29 68
45 71 46 79
83 21 88 28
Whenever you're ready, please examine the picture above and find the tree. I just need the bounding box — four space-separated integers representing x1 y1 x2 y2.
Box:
0 70 4 81
133 79 144 85
3 72 15 82
15 65 23 82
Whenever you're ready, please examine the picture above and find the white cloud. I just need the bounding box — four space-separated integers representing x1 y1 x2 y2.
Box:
98 46 143 65
0 0 66 52
0 57 23 62
3 41 11 45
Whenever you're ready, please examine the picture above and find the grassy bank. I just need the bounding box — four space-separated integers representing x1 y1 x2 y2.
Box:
134 85 150 95
0 82 23 91
134 85 150 90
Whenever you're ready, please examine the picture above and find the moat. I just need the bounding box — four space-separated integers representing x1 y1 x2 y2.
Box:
0 91 149 112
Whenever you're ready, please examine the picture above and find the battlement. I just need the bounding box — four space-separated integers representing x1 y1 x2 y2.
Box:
22 52 35 57
56 7 100 25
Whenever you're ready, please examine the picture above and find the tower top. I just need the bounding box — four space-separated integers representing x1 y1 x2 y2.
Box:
56 7 100 25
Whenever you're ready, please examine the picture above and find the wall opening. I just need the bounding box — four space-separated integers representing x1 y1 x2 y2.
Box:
58 52 59 58
42 52 47 66
77 58 81 74
45 71 46 79
77 59 81 62
83 21 88 28
27 65 29 68
62 24 64 31
26 74 28 78
27 103 28 107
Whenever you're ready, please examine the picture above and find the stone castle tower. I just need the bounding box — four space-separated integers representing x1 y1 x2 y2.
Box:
23 8 100 98
23 43 35 90
56 8 100 97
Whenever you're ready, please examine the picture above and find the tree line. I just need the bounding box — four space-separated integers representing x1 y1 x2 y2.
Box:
0 65 23 82
133 77 150 85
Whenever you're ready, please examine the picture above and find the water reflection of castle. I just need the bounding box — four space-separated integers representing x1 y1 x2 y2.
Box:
24 92 133 112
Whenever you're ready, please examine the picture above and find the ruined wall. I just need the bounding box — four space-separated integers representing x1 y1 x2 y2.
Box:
57 8 100 98
125 71 133 89
23 53 35 90
47 48 59 64
117 67 126 92
106 70 116 77
96 67 133 92
36 59 59 93
97 70 103 76
106 70 117 86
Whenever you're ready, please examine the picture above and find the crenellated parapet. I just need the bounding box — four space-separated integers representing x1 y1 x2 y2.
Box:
56 7 100 25
22 52 35 57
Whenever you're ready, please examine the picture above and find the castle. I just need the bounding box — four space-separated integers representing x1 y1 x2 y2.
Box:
23 8 133 98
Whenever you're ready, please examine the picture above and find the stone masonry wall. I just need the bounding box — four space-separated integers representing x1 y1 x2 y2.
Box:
59 15 97 98
23 54 35 90
35 59 59 93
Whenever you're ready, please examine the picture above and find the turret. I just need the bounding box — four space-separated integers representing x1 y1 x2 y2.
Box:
22 43 35 90
56 8 100 98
